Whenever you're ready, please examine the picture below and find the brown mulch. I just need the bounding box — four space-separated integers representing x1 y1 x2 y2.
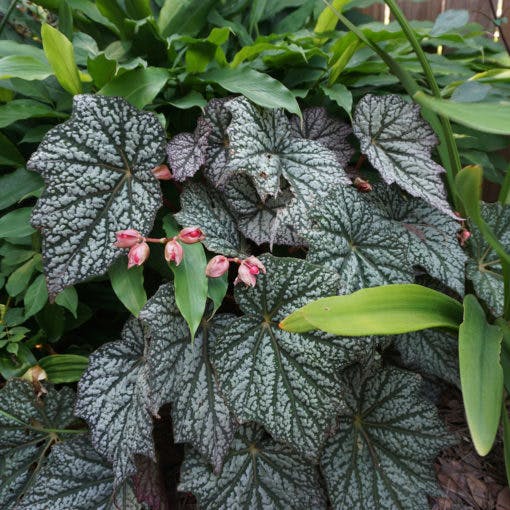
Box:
432 388 509 510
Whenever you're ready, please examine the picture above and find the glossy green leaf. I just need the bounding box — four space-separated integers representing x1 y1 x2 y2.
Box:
163 216 208 338
6 255 40 297
87 53 116 88
321 83 353 116
99 67 168 108
0 208 36 238
54 287 78 318
158 0 218 37
459 294 504 456
280 284 463 335
39 354 89 383
414 91 510 135
58 0 73 39
0 136 25 170
24 274 49 319
0 55 52 81
109 257 147 317
207 273 228 316
0 100 66 128
41 24 82 95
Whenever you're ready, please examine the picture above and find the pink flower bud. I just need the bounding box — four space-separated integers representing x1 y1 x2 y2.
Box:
457 229 471 247
164 239 183 265
152 164 173 181
234 256 266 287
206 255 230 278
127 242 150 268
353 177 373 193
178 227 205 244
115 229 142 248
244 256 266 274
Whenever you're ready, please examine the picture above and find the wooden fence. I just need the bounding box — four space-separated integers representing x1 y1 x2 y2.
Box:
364 0 510 45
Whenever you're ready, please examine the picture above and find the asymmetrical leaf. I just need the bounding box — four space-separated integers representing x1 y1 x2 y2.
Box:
140 284 238 473
28 94 166 297
179 424 326 510
18 436 141 510
304 185 414 293
226 97 349 202
224 174 302 246
212 254 373 459
290 106 353 167
368 185 466 295
0 380 77 509
466 202 509 317
393 329 459 386
166 117 211 181
175 181 246 256
75 318 156 484
353 94 453 216
321 365 454 509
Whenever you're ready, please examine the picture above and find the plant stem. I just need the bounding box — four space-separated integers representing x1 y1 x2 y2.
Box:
489 0 510 55
0 0 17 37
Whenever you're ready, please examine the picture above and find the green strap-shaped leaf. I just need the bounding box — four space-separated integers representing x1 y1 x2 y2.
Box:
139 284 238 474
109 256 147 317
281 284 463 335
303 185 415 293
18 436 142 510
39 354 89 384
321 365 454 510
0 380 77 509
28 94 165 298
353 94 454 216
459 294 504 456
179 424 326 509
211 254 374 459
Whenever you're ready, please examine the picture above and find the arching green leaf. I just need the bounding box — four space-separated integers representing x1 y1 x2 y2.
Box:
179 424 326 509
109 257 147 317
28 95 165 298
321 365 454 509
211 254 373 459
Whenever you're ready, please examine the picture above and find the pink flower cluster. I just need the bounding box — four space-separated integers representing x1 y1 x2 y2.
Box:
206 255 266 287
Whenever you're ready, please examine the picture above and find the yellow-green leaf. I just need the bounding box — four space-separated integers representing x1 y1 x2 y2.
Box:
314 0 350 34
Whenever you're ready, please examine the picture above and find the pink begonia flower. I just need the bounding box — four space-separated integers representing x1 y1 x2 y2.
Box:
457 229 471 247
127 242 150 268
164 239 184 265
206 255 230 278
178 227 205 244
152 164 173 181
115 229 142 248
234 256 266 287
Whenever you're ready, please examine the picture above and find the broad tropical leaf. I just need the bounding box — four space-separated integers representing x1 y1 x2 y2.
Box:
166 117 210 181
140 283 238 473
18 436 141 510
290 106 353 167
0 380 78 509
304 185 414 293
353 94 453 216
225 97 349 202
179 424 326 509
392 329 459 386
321 365 454 509
28 94 165 297
466 202 509 316
211 254 373 459
368 185 466 295
175 181 246 256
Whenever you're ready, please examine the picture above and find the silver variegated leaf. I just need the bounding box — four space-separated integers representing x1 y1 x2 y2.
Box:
75 318 156 484
28 94 165 297
179 424 326 510
202 97 232 187
0 380 77 509
175 181 246 257
392 329 459 386
353 94 454 216
166 117 211 181
224 174 303 246
304 185 414 293
18 436 142 510
290 106 354 167
211 254 374 459
226 97 350 201
368 185 466 295
466 202 509 317
140 283 238 474
321 365 454 510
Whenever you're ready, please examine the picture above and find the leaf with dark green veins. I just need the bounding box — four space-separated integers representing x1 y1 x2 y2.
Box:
459 294 504 456
211 254 374 459
0 380 77 509
179 424 326 509
28 94 165 298
321 365 454 509
18 436 142 510
353 94 454 216
109 257 147 317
